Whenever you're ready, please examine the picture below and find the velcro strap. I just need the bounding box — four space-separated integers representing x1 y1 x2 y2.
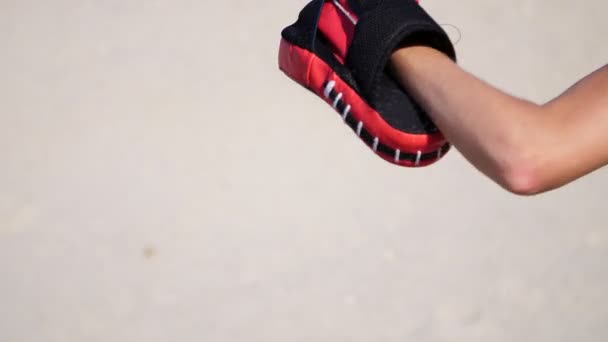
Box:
346 0 456 96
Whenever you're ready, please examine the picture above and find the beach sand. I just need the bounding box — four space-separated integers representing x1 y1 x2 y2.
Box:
1 1 607 341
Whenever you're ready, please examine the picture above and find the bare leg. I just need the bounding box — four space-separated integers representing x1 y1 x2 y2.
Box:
390 46 608 195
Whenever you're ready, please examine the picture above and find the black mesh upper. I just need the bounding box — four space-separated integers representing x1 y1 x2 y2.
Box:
346 0 456 94
281 0 456 135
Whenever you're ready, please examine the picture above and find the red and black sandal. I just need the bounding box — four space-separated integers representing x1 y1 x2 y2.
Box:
278 0 456 167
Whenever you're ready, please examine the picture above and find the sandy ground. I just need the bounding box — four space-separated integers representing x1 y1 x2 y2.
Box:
1 0 607 341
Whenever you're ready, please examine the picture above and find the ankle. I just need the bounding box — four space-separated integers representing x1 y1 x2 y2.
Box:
391 46 439 64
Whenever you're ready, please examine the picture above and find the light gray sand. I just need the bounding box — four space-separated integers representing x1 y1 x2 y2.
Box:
1 1 607 341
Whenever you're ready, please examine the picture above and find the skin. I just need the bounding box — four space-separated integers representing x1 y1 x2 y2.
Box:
389 46 608 195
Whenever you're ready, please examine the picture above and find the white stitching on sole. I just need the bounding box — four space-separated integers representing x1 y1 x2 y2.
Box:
323 80 443 165
342 105 350 120
356 121 363 136
332 93 343 108
323 80 336 98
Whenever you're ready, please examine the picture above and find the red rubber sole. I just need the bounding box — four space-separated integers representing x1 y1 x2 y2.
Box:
278 38 449 167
